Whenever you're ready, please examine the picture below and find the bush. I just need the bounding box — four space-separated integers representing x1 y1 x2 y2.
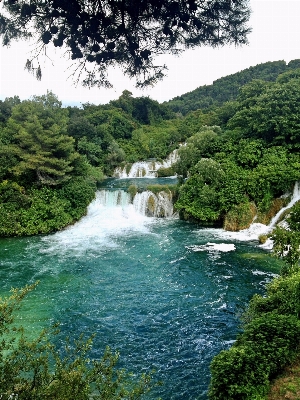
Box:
209 346 270 399
157 166 175 177
0 177 96 237
245 272 300 320
209 313 300 399
127 184 138 199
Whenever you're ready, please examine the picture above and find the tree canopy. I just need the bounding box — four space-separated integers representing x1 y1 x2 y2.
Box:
0 0 251 87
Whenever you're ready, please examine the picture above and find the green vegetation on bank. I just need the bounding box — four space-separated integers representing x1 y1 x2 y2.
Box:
173 69 300 229
0 90 180 237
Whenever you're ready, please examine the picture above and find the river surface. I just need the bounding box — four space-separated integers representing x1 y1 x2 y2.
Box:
0 178 280 399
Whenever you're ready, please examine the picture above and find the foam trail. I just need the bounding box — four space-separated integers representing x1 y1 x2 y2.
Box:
40 190 152 255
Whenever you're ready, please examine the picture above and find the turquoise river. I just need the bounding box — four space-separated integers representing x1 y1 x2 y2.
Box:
0 178 280 399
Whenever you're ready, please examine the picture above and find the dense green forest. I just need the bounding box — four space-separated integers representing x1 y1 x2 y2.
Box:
2 59 300 398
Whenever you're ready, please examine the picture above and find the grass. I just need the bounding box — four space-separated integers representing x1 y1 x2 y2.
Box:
268 356 300 399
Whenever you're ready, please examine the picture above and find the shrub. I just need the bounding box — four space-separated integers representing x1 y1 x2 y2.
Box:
209 313 300 399
209 313 300 400
209 346 270 399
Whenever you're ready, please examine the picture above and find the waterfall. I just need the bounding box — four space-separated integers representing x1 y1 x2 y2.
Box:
268 181 300 228
96 189 131 207
95 189 174 218
133 190 174 217
114 149 179 178
221 182 300 245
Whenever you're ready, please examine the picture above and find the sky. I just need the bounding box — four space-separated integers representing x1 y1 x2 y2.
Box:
0 0 300 107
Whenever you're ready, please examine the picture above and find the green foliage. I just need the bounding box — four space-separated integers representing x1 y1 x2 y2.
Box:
245 272 300 321
209 346 270 400
175 158 225 223
127 185 138 199
228 75 300 147
125 121 181 162
0 285 155 399
174 126 221 177
60 177 96 220
157 166 175 177
209 313 300 400
0 179 96 237
271 228 300 274
223 202 256 231
2 92 79 186
146 184 177 196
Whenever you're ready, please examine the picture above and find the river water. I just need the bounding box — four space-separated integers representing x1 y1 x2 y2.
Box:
0 178 280 399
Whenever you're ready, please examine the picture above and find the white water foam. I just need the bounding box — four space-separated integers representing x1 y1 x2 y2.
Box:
40 190 154 255
187 243 236 252
133 190 174 217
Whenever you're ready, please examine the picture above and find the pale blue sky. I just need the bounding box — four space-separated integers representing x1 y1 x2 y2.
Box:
1 0 300 106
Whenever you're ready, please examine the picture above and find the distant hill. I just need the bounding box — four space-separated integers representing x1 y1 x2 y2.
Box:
165 59 300 115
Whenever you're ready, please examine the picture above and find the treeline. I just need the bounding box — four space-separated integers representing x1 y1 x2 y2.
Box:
2 61 300 237
165 59 300 115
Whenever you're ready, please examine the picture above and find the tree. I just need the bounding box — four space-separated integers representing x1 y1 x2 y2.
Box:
0 0 251 88
174 126 221 177
2 92 79 186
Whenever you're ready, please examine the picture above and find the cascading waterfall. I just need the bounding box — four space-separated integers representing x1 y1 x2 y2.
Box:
96 188 174 218
97 189 131 207
114 149 179 178
133 190 174 217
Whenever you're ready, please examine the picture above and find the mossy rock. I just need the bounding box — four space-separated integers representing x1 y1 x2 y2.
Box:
224 202 257 231
157 166 175 177
258 234 268 244
146 194 156 216
127 184 138 200
256 198 287 225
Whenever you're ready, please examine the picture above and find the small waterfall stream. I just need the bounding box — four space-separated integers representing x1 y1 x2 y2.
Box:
114 149 179 178
220 182 300 244
268 181 300 228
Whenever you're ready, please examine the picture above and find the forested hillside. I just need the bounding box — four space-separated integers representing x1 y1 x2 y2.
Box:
165 59 300 115
174 68 300 229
